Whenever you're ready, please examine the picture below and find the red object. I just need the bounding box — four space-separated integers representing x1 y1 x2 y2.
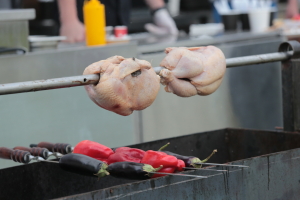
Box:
176 159 185 172
107 147 145 164
114 26 128 38
140 150 178 178
73 140 114 162
293 15 300 20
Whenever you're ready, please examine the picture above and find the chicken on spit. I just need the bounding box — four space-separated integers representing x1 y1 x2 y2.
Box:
83 56 160 116
159 46 226 97
83 46 226 115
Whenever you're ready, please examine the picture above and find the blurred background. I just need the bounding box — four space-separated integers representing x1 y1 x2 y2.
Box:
0 0 298 168
0 0 291 34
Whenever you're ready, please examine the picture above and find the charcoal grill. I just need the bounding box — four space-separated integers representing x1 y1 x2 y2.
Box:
1 41 300 200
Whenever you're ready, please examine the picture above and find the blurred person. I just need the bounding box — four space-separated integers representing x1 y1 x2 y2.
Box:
286 0 299 18
57 0 178 43
211 0 298 23
0 0 11 9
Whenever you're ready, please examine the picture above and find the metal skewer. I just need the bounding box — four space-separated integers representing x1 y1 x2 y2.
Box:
195 163 249 168
29 155 45 162
183 167 227 172
0 51 293 96
39 160 60 163
148 172 208 178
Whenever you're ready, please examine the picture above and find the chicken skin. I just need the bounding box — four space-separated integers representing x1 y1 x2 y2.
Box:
83 56 160 116
159 46 226 97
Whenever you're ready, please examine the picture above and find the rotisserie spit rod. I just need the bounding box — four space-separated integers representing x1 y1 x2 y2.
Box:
0 51 293 96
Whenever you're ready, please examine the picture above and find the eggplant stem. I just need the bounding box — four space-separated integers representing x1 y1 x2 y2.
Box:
201 149 217 163
154 165 163 172
158 142 170 151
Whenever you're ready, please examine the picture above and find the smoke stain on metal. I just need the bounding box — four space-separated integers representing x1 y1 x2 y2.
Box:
267 156 270 191
222 167 230 195
150 179 155 189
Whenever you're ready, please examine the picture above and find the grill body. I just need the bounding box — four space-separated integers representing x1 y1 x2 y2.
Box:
1 128 300 200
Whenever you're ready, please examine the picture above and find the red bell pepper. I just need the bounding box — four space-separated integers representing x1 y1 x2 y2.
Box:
140 150 179 178
176 159 185 172
73 140 114 163
107 147 145 164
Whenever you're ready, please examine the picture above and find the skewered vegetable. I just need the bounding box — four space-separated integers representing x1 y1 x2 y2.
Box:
140 150 180 178
176 159 185 172
73 140 114 163
162 150 217 168
59 153 109 178
107 162 163 180
108 147 145 164
158 143 217 168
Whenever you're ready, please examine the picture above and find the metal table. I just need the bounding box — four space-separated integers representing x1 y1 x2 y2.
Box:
0 9 35 51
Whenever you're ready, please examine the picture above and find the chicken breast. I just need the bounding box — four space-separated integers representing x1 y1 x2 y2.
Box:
83 56 160 116
159 46 226 97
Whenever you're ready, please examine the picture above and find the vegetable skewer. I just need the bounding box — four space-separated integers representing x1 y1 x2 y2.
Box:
162 149 217 168
41 157 209 179
158 143 248 168
106 162 163 180
158 143 217 168
31 140 247 169
59 153 109 178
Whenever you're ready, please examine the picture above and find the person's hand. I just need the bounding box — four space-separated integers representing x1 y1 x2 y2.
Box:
60 20 85 43
286 0 299 18
145 8 179 36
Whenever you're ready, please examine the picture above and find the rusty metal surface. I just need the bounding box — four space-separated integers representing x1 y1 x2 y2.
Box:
282 59 300 132
1 128 300 200
280 41 300 132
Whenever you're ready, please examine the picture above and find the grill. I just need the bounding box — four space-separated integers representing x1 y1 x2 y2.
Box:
1 128 300 199
1 41 300 200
